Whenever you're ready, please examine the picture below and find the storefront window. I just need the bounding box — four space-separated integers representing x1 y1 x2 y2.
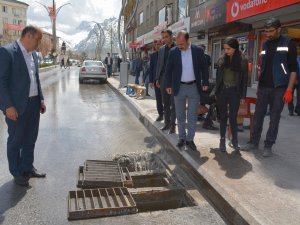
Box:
158 8 166 24
178 0 188 20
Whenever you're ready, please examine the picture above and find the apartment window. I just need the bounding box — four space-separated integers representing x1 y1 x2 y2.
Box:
18 20 22 25
178 0 188 20
139 12 144 25
12 8 16 14
13 19 17 25
146 5 150 21
158 7 166 24
3 18 8 24
2 6 8 13
150 2 154 16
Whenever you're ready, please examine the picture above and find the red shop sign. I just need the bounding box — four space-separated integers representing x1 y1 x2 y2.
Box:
227 0 300 22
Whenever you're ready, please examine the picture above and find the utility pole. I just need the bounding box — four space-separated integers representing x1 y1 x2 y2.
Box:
110 25 113 56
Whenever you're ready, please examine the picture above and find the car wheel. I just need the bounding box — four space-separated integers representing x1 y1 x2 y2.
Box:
102 78 107 84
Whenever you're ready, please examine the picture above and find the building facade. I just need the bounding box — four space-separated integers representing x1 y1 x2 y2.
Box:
0 0 28 46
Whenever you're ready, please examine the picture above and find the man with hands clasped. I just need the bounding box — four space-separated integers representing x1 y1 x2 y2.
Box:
164 30 209 151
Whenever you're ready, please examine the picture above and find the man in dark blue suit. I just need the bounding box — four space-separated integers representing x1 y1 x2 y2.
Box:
165 30 209 151
149 39 164 121
0 26 47 187
104 53 113 77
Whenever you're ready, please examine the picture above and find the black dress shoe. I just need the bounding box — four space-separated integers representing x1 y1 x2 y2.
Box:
168 125 176 134
14 176 29 187
156 115 164 121
176 139 185 148
160 124 170 131
24 168 46 178
203 124 218 130
186 141 197 151
219 138 226 152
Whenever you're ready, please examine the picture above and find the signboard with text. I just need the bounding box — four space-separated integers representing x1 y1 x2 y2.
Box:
190 0 227 33
227 0 300 22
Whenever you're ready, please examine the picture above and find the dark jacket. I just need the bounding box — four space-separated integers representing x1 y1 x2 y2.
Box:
260 35 294 88
149 52 158 83
211 55 248 99
155 43 176 88
164 44 209 96
142 58 150 82
104 56 113 66
0 41 44 114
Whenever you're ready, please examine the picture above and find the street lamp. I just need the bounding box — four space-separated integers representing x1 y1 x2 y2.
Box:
90 21 105 60
36 0 70 54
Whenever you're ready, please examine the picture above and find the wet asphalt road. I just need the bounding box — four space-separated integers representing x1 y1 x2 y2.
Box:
0 67 162 225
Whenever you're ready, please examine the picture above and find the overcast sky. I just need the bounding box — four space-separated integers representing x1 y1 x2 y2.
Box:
23 0 121 34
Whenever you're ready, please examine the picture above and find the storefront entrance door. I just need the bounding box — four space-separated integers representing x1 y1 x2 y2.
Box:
212 40 222 79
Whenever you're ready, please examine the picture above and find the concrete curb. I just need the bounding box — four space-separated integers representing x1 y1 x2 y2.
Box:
39 65 56 73
107 78 261 225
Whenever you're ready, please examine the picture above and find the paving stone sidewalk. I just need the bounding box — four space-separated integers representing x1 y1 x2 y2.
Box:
109 74 300 225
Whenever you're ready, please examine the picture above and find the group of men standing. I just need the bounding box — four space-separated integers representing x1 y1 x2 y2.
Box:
149 29 209 150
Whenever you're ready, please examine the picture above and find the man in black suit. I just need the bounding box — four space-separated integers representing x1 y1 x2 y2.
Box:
149 39 163 121
165 30 209 150
0 26 47 187
155 30 176 134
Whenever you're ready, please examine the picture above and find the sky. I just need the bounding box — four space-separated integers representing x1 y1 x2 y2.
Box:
23 0 121 34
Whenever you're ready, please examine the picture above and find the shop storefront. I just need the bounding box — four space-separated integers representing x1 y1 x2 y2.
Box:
190 0 228 79
226 0 300 86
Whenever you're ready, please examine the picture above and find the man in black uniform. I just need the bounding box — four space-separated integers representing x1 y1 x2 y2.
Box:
243 18 298 157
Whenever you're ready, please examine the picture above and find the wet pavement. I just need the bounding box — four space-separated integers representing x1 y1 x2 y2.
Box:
0 68 225 225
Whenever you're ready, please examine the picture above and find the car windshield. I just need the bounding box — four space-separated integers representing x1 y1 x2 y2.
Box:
84 61 103 67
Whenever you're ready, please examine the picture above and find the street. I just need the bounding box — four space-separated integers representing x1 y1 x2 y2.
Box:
0 68 226 225
0 68 161 225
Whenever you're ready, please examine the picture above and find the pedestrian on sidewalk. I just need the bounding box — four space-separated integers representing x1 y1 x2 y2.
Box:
0 26 47 187
104 53 113 78
243 18 298 157
133 53 143 84
288 42 300 116
165 30 209 151
211 37 248 154
155 30 176 134
149 39 164 121
60 57 65 69
142 52 150 96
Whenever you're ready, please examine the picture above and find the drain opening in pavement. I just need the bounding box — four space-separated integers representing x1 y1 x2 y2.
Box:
67 152 197 221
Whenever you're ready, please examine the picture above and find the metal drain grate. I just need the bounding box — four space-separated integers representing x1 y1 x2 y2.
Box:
68 187 138 220
77 160 133 188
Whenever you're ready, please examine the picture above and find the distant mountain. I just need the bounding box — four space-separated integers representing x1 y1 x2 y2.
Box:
74 17 120 58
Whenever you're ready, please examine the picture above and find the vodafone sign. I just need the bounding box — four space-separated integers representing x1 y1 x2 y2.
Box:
227 0 300 22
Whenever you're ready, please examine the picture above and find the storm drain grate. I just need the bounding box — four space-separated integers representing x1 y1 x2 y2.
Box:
77 160 133 188
68 187 138 220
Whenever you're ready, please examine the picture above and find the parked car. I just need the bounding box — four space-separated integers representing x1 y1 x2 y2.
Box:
79 60 107 84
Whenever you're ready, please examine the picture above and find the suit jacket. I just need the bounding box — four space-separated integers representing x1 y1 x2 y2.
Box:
149 51 158 83
0 41 44 115
165 44 209 96
104 56 113 66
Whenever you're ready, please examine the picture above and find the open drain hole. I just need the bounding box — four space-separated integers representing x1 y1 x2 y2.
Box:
68 152 197 220
114 152 196 213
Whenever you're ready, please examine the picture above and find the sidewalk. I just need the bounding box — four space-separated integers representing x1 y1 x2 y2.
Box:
108 74 300 225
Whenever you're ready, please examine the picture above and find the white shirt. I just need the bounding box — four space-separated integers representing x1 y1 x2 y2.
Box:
180 44 196 82
17 40 38 97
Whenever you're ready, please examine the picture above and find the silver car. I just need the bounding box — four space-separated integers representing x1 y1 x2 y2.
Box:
79 60 107 83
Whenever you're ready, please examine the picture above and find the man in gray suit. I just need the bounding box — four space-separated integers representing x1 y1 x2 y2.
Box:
155 30 176 134
0 26 47 187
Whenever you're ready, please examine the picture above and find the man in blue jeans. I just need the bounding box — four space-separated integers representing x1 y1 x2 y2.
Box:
243 18 298 157
104 53 113 78
165 30 209 151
